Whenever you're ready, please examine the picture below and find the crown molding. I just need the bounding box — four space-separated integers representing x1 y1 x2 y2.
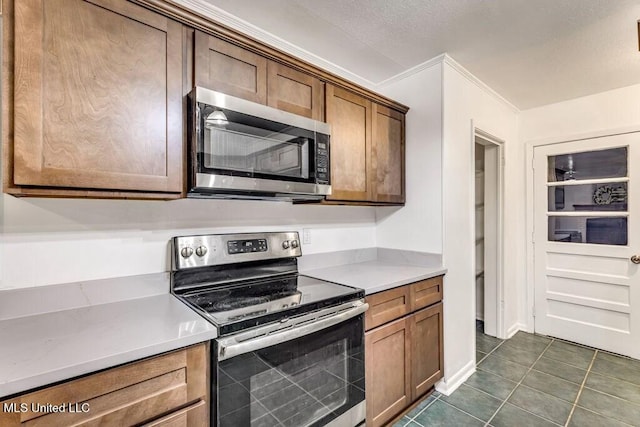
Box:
170 0 378 90
376 53 447 88
442 54 520 113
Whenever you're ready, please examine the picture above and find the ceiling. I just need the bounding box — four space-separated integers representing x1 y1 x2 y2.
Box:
203 0 640 110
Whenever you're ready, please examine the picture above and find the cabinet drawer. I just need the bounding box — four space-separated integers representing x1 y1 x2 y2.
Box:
0 344 208 427
143 400 207 427
410 276 443 312
365 286 410 331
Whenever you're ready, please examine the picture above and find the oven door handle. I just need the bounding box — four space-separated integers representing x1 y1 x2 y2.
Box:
217 301 369 361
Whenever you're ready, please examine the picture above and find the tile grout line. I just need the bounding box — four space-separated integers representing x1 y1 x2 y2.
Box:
437 397 491 425
564 349 598 427
406 332 507 426
484 338 559 427
477 334 507 365
402 393 441 426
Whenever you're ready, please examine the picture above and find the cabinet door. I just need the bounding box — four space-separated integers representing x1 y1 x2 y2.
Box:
194 31 267 104
365 317 411 427
372 104 405 203
13 0 183 193
410 302 444 400
325 85 373 202
267 61 324 121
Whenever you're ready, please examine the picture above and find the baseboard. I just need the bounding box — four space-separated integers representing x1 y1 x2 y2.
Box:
506 322 526 339
434 359 475 396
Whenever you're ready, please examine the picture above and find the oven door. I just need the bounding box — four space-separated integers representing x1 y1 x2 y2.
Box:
214 302 367 427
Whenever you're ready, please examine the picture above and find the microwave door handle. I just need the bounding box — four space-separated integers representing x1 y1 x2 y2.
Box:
217 302 369 361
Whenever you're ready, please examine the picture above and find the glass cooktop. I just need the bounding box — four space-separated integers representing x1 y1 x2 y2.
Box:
178 274 363 335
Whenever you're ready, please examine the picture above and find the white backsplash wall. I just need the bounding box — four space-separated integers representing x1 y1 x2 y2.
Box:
0 195 376 289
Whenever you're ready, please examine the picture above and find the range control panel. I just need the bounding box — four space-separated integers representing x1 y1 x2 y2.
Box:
227 239 268 255
173 231 302 270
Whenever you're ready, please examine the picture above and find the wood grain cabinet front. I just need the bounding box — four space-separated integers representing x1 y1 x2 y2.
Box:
325 84 405 205
194 32 325 121
194 31 268 104
9 0 184 197
0 343 209 427
365 317 411 427
364 276 444 426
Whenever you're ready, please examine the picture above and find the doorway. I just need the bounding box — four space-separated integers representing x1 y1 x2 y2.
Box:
474 131 504 338
532 132 639 358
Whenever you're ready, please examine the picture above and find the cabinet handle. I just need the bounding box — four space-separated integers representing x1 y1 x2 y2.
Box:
631 255 640 265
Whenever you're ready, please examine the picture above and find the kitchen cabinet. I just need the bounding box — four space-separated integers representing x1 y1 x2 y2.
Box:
267 61 325 121
365 317 412 427
195 31 268 104
325 85 374 202
325 84 405 205
8 0 184 198
410 302 444 399
194 31 325 120
372 104 405 203
364 276 444 427
0 343 208 426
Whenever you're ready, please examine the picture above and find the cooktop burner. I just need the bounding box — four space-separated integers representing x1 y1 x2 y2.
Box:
179 274 360 335
170 232 364 336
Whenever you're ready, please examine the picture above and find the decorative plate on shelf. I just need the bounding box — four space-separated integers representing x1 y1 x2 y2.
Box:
593 186 613 205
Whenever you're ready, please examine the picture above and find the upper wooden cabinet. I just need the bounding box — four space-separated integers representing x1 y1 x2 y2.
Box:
194 31 325 120
267 61 324 121
325 84 405 205
373 104 405 203
325 85 373 202
194 31 267 104
10 0 184 197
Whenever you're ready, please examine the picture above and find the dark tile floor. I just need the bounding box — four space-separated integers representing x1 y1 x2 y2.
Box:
393 322 640 426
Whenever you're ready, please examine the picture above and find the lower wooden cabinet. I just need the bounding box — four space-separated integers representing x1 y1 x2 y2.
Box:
364 279 444 427
0 343 209 427
365 317 411 427
410 303 444 399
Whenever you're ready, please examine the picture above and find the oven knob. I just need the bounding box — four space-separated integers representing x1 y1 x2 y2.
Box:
282 240 290 249
291 239 299 248
180 247 194 258
195 246 208 257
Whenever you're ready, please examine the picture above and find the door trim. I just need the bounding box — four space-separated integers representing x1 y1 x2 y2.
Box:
525 125 640 332
474 126 505 339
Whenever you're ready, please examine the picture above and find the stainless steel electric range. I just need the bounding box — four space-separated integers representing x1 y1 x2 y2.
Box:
171 232 367 427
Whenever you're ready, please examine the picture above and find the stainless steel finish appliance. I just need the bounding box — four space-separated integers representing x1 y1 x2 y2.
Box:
171 231 367 427
188 87 331 201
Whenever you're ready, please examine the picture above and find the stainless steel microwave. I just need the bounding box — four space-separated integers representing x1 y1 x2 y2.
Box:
187 87 331 200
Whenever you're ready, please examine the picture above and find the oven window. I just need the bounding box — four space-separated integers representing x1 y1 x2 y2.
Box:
201 106 312 180
215 317 364 427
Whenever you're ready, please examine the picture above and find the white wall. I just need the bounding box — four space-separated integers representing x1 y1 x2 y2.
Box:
376 62 443 253
440 57 522 390
522 83 640 142
0 196 376 289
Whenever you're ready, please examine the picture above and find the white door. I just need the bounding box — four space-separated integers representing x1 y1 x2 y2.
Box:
534 132 640 359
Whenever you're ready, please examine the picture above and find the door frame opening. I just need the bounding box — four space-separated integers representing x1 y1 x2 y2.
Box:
474 128 505 338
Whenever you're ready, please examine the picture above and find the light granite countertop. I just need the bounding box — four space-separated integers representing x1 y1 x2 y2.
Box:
300 248 446 295
0 274 217 399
